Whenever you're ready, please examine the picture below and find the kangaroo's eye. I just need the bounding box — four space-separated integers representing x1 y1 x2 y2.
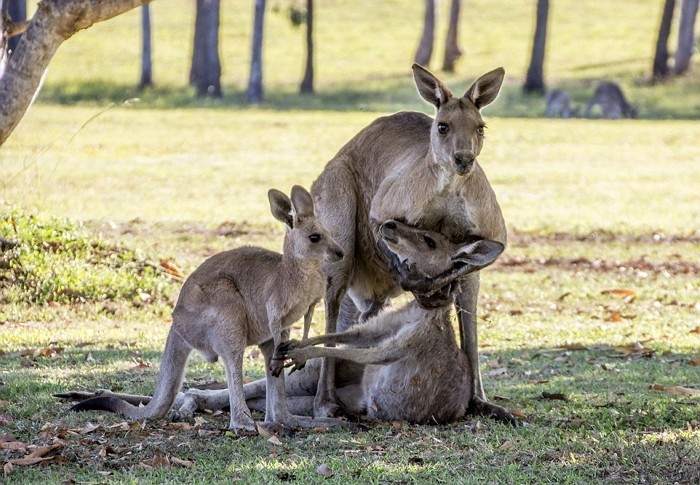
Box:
309 234 321 243
423 235 436 249
437 123 449 134
476 126 485 136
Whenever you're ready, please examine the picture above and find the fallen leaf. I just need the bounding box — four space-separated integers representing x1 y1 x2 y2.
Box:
499 440 514 450
649 384 700 396
316 463 334 478
142 451 170 469
690 356 700 367
171 457 193 468
166 422 193 431
4 462 13 476
601 289 636 299
71 423 100 435
159 259 183 278
690 326 700 335
193 416 207 427
0 441 27 451
268 436 283 446
604 310 622 323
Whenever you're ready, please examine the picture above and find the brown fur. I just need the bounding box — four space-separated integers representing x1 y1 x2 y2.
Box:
309 64 510 421
277 221 504 423
71 186 345 431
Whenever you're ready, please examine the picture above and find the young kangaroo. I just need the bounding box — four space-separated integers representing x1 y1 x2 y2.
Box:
309 64 511 422
71 186 344 431
276 220 505 423
584 81 636 119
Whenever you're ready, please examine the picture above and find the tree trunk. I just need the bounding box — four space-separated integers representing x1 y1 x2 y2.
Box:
442 0 462 72
7 0 25 55
414 0 435 67
523 0 549 94
300 0 313 94
673 0 699 74
653 0 676 80
0 0 148 147
139 3 152 88
190 0 221 97
246 0 266 104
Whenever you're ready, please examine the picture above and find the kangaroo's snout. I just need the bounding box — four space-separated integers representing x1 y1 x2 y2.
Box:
454 152 475 175
326 244 344 262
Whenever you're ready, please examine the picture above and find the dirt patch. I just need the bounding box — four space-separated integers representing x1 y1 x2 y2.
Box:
494 254 700 276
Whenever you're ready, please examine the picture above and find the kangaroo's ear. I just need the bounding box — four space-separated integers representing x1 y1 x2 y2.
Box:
413 63 453 109
268 188 293 228
452 239 505 273
289 185 315 224
464 67 505 110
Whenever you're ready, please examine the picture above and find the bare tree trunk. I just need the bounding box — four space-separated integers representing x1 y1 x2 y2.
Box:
414 0 435 67
442 0 462 72
523 0 549 94
673 0 699 74
300 0 313 94
139 3 152 88
190 0 221 97
246 0 266 104
7 0 25 55
0 0 148 147
653 0 676 80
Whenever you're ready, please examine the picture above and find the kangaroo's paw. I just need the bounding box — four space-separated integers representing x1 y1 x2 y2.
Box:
53 389 113 401
313 400 340 419
468 397 519 426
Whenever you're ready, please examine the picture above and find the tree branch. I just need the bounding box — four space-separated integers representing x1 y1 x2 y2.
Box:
0 0 150 146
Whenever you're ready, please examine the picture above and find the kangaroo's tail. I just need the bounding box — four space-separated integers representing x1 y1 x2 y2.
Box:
71 330 191 421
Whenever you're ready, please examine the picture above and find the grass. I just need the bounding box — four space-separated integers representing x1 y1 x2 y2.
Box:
1 0 700 482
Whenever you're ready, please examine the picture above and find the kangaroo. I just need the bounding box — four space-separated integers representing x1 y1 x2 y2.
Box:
60 221 503 424
308 64 511 422
71 185 345 431
276 220 504 423
584 81 636 119
545 89 578 118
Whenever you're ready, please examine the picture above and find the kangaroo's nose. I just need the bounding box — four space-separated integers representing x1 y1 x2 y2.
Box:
454 152 475 174
334 249 344 260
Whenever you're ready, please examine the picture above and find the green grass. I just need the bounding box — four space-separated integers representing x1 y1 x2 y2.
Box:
1 0 700 482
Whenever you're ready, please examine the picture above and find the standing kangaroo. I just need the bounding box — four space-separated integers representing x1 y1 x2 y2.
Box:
277 220 504 423
584 81 636 119
309 64 511 422
71 186 344 431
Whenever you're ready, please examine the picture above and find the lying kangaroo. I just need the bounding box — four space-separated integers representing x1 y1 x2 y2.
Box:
71 186 344 431
277 220 504 423
309 64 510 421
584 81 636 119
545 89 578 118
60 221 503 424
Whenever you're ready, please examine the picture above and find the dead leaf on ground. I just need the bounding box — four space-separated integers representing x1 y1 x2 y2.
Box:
171 457 193 468
690 356 700 367
140 451 170 469
488 367 508 377
649 384 700 396
690 325 700 335
0 440 27 451
166 422 193 432
70 423 100 435
601 289 637 301
159 258 183 278
268 436 283 446
499 440 514 450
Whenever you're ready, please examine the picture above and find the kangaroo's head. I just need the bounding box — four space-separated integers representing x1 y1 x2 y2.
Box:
268 185 344 263
380 219 504 278
412 64 505 178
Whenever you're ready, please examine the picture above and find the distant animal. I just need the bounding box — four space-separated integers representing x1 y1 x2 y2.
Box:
545 89 578 118
276 220 505 423
70 185 345 431
307 63 512 423
584 81 636 119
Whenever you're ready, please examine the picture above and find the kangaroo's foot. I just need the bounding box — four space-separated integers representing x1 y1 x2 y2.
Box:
468 396 519 426
268 413 356 430
229 416 257 432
